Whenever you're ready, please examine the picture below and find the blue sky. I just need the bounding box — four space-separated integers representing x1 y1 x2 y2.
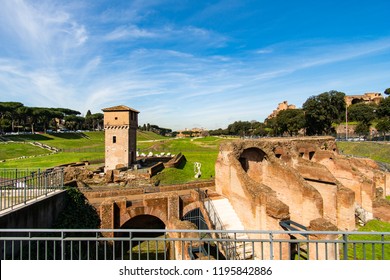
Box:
0 0 390 130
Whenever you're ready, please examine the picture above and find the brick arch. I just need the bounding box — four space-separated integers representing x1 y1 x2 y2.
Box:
120 214 166 231
182 201 214 230
238 147 268 184
182 201 202 217
121 206 169 229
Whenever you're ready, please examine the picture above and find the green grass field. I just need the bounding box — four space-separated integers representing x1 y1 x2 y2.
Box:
138 137 228 185
1 132 389 184
0 142 49 160
337 141 390 164
344 220 390 260
0 132 106 168
0 132 228 184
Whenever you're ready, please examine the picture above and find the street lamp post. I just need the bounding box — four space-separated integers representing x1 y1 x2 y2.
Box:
345 105 348 141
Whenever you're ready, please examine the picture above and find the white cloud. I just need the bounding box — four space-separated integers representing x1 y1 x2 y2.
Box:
0 0 88 61
105 25 158 40
1 2 390 130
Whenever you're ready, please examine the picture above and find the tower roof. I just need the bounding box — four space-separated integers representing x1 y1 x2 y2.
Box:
102 105 140 113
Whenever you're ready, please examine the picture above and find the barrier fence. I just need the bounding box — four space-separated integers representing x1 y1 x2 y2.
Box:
0 229 389 260
0 168 64 211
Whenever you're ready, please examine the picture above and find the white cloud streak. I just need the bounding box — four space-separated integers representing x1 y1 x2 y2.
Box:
1 1 390 130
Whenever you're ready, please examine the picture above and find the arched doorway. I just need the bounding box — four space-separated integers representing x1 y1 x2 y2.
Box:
122 215 166 237
239 147 268 183
118 215 168 259
182 208 208 230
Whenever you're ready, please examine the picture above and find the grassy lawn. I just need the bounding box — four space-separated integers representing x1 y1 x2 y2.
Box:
126 236 168 260
1 133 389 185
137 131 168 141
4 131 105 150
337 141 390 164
0 132 226 184
0 152 104 169
139 137 228 185
343 220 390 260
0 142 49 160
0 132 107 168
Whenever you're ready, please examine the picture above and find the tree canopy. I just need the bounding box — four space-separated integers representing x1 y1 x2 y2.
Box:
302 90 346 135
377 97 390 118
275 109 305 136
347 103 377 124
0 102 101 133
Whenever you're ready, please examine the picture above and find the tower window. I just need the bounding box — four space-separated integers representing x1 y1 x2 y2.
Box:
115 117 118 120
113 136 117 143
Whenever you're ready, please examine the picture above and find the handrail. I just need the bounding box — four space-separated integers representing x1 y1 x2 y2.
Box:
0 168 64 211
1 228 389 260
197 189 241 260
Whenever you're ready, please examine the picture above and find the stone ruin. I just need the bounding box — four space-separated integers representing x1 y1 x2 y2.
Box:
215 136 390 233
62 152 187 189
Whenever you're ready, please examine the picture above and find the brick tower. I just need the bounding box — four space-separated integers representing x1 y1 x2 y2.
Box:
102 105 139 171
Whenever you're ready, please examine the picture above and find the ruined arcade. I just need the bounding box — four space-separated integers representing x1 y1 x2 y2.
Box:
215 136 390 234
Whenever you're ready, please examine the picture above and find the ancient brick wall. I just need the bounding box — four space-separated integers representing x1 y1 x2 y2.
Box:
215 137 390 233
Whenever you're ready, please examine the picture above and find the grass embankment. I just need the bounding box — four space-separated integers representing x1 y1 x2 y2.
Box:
140 137 227 185
344 220 390 260
0 132 105 168
337 141 390 165
0 142 49 160
2 133 389 185
0 132 227 185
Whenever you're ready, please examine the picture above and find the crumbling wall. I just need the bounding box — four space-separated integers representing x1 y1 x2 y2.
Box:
216 136 390 233
216 139 325 234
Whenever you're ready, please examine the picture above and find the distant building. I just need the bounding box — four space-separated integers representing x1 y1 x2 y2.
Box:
345 92 383 107
265 101 296 121
102 105 139 171
177 128 207 138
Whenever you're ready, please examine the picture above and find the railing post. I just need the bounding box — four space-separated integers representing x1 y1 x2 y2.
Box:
343 233 348 260
60 168 64 189
24 176 27 205
37 169 41 195
61 231 65 260
269 232 274 260
44 171 48 196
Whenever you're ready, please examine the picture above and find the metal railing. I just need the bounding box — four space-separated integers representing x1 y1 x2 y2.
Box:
0 229 389 260
0 168 64 211
0 168 44 180
198 190 248 260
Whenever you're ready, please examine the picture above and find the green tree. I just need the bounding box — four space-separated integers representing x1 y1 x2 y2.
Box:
209 128 229 136
0 102 23 132
55 108 81 116
64 115 85 131
347 103 377 124
227 121 252 136
377 97 390 118
376 118 390 138
84 110 93 130
90 113 103 130
354 122 370 137
15 106 32 132
251 122 268 136
303 90 346 135
384 88 390 96
275 109 306 136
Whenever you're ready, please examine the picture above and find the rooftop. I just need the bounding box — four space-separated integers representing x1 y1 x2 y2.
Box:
102 105 140 113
